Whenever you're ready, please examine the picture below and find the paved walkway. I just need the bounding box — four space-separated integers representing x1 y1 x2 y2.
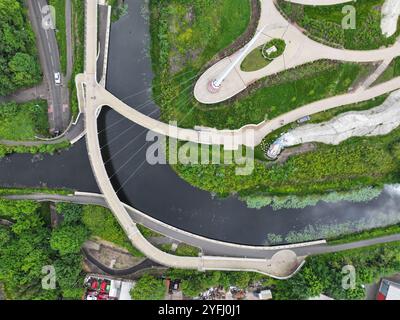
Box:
194 0 400 104
6 193 400 262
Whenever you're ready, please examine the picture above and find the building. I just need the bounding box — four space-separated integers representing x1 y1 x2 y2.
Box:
83 274 135 301
257 290 273 300
377 279 400 300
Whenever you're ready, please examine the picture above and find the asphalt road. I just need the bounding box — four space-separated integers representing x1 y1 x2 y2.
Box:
27 0 64 133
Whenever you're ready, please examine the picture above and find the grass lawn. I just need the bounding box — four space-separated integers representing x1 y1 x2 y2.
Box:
137 224 163 238
374 56 400 85
82 205 144 257
48 0 67 75
107 0 128 22
329 224 400 245
277 0 400 50
0 100 49 140
159 243 201 257
241 39 286 72
241 46 271 72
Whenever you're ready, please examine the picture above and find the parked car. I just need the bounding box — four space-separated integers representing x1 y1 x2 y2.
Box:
54 72 61 85
297 116 311 124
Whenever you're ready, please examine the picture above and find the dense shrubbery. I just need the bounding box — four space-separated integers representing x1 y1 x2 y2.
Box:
242 187 382 210
0 200 86 299
0 0 42 96
130 274 166 300
81 205 143 257
277 0 400 50
0 100 50 140
166 269 260 298
0 141 70 158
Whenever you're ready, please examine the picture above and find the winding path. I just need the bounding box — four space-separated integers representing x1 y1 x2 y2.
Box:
194 0 400 104
6 193 400 261
76 0 400 150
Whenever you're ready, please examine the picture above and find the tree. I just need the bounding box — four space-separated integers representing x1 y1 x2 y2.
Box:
8 52 41 88
50 225 88 255
56 203 83 225
130 274 166 300
54 254 84 299
0 227 10 246
0 0 41 96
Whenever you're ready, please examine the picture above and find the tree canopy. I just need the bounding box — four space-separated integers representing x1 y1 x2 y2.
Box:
0 0 41 96
130 274 166 300
0 200 86 300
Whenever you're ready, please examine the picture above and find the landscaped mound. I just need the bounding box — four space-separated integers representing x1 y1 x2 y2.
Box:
241 39 286 72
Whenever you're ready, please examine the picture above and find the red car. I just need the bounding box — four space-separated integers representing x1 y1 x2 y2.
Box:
100 281 108 292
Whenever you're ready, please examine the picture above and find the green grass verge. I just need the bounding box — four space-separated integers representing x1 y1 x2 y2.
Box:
158 243 201 257
0 100 49 140
241 45 271 72
48 0 67 75
277 0 400 50
107 0 128 22
374 56 400 85
328 224 400 245
69 0 85 120
241 39 286 72
137 224 163 238
0 187 72 196
82 205 144 257
0 141 71 158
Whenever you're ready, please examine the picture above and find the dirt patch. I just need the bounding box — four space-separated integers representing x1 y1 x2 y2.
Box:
265 143 317 167
86 239 144 270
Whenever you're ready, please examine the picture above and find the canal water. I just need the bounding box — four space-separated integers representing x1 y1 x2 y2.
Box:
1 0 400 245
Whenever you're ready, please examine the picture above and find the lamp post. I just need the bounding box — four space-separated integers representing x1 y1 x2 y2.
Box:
209 26 267 92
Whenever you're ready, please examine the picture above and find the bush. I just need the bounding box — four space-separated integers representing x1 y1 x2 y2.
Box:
50 224 89 255
130 274 165 300
56 203 83 225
